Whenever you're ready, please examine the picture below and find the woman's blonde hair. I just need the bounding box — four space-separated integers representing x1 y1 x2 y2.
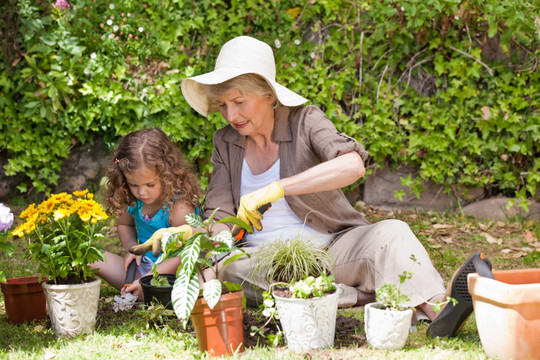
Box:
202 74 279 112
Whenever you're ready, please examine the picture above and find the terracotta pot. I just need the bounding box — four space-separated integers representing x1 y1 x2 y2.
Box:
139 274 175 310
364 302 413 350
0 276 47 324
190 290 245 356
42 278 101 338
468 269 540 360
273 291 339 352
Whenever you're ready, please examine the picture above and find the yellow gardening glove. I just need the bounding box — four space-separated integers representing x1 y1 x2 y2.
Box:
234 181 284 233
129 225 193 257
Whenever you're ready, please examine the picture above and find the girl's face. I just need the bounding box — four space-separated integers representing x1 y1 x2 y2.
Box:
124 167 163 206
217 89 274 137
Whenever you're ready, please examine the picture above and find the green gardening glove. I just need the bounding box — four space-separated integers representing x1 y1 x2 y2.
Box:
234 181 284 233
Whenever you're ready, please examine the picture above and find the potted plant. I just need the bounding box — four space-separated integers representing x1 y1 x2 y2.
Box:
249 236 339 351
0 203 48 325
131 208 250 356
364 254 455 350
12 190 107 337
138 263 176 310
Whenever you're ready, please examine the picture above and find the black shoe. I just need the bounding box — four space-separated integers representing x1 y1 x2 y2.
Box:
426 252 493 338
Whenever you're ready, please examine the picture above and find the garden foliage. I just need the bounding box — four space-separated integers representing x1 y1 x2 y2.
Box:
0 0 538 202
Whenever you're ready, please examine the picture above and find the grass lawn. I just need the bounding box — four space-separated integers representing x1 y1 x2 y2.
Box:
1 203 539 359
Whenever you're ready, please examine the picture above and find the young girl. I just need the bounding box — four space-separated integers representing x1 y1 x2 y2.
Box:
93 128 201 299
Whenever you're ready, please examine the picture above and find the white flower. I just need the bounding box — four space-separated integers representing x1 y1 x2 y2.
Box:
109 4 114 10
84 68 90 75
138 26 144 32
294 39 301 45
90 52 97 59
262 307 276 318
107 19 113 26
291 62 297 67
263 299 274 308
401 6 405 11
310 52 316 59
455 15 459 20
0 204 14 232
113 25 119 32
274 39 281 48
108 33 114 39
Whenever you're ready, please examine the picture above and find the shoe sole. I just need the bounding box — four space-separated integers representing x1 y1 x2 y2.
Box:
426 252 492 338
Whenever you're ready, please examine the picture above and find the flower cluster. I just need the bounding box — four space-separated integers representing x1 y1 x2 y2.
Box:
0 203 14 232
289 273 337 299
0 203 15 282
13 190 108 238
13 190 107 283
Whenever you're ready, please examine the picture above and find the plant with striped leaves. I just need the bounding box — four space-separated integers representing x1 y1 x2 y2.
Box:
155 208 250 327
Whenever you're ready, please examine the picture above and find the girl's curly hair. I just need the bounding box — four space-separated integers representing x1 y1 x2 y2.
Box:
105 128 201 217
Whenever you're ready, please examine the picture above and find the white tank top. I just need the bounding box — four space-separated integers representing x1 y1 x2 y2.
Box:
241 159 332 247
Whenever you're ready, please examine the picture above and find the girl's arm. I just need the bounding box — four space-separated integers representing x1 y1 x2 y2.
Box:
168 200 195 227
117 211 140 269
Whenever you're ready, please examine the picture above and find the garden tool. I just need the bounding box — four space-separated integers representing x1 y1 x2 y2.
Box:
235 181 284 232
233 203 272 242
426 252 494 338
113 259 138 312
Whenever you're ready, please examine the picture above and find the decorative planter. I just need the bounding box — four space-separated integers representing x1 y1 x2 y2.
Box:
139 274 175 310
273 291 339 352
42 278 101 338
364 302 413 350
468 269 540 360
190 290 245 357
0 276 47 324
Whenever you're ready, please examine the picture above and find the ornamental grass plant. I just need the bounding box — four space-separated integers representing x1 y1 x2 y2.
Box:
12 190 107 284
249 234 335 284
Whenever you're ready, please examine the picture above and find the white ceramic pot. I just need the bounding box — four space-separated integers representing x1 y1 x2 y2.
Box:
42 278 101 338
364 302 413 350
273 291 339 352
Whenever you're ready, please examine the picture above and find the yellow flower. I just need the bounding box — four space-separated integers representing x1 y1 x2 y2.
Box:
20 204 37 219
73 189 89 198
79 211 92 222
54 209 68 221
12 224 26 237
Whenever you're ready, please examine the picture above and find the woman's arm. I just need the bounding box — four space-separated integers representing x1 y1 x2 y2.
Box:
278 151 365 196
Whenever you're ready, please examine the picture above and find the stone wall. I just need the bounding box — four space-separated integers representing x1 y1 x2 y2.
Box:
1 140 538 221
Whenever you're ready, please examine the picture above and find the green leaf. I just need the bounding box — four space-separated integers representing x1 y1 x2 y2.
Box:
212 230 234 248
185 213 204 228
202 278 222 310
172 269 200 325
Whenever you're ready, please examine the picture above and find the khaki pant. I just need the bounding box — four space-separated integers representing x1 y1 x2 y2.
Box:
219 219 445 308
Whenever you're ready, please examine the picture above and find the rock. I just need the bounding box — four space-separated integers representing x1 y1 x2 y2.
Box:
55 137 109 194
363 165 484 211
463 198 540 221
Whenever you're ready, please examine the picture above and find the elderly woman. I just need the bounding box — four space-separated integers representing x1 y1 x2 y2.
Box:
180 35 491 338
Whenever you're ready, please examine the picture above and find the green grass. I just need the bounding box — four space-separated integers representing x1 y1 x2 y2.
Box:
1 207 538 359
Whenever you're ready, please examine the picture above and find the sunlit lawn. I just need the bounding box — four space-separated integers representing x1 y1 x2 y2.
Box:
1 205 538 359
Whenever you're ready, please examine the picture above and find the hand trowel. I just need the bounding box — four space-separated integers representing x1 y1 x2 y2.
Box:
113 259 138 312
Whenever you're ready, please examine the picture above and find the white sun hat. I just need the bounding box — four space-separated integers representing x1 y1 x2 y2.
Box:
181 35 308 117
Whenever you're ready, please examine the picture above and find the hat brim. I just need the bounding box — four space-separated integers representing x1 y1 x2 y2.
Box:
181 67 308 117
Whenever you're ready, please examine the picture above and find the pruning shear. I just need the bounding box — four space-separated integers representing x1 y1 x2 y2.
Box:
232 203 272 242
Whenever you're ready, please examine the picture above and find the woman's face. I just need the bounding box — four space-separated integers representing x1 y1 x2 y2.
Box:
217 89 274 136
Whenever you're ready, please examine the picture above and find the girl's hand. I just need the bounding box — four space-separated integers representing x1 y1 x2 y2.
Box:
122 278 142 298
124 253 141 271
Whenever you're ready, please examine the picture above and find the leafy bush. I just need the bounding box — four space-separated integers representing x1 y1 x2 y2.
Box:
1 0 538 203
